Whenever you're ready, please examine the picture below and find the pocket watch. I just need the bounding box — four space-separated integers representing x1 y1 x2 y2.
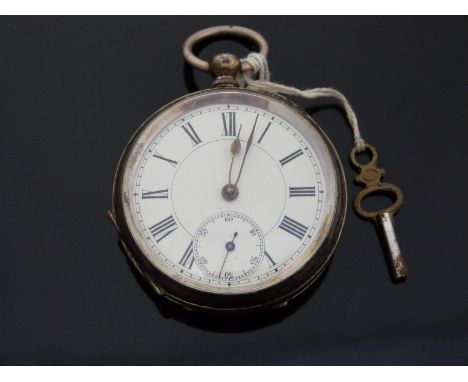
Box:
109 26 358 312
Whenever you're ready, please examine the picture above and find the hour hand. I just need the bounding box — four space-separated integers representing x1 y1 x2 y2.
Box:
222 126 243 201
230 126 242 155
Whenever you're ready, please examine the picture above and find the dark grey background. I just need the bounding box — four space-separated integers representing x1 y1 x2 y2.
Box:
1 16 467 365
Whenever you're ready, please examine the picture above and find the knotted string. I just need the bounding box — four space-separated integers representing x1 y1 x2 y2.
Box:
239 53 366 153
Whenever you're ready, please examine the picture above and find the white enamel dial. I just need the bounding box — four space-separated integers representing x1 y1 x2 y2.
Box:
121 90 339 295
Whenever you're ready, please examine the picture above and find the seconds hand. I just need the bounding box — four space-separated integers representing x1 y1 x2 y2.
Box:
219 232 238 278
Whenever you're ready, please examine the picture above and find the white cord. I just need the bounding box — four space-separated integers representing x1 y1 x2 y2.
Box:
240 53 366 152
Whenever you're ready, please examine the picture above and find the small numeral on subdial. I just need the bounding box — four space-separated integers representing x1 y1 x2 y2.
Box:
222 112 237 136
289 186 316 197
279 215 308 240
181 122 202 145
149 215 178 242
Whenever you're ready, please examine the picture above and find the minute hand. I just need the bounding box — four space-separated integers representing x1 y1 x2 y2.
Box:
234 114 259 185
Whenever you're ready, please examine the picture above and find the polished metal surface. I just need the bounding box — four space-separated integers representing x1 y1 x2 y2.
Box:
378 212 408 281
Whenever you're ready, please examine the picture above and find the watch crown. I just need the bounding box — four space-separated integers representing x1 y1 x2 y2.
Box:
209 53 241 88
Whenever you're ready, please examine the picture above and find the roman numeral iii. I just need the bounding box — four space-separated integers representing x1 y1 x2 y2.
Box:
222 112 237 136
279 215 308 240
289 186 316 197
179 241 195 269
279 149 304 166
149 215 178 243
181 122 202 145
142 189 168 199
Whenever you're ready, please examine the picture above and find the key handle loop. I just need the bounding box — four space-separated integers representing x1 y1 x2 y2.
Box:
350 143 378 168
354 183 404 220
350 144 385 187
183 25 269 73
350 143 404 220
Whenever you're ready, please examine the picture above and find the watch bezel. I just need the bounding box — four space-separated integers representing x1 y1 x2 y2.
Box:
111 87 347 312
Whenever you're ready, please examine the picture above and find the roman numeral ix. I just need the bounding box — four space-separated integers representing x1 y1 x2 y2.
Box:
142 189 168 199
179 241 195 269
149 215 178 243
279 149 304 166
222 112 237 136
279 215 308 240
181 122 202 145
289 186 316 197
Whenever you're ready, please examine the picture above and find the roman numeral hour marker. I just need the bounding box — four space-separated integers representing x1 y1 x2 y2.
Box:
222 112 237 136
149 215 178 243
179 241 195 269
264 251 276 267
279 149 304 166
153 153 178 167
142 189 168 199
257 122 271 144
279 215 308 240
289 186 316 197
181 122 202 145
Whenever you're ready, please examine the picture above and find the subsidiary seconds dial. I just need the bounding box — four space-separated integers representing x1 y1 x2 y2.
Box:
193 211 265 282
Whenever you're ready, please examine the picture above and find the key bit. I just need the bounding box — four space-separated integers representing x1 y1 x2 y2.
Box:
377 212 408 280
